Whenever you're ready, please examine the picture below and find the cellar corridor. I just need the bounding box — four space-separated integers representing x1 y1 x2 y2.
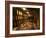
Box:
13 7 40 30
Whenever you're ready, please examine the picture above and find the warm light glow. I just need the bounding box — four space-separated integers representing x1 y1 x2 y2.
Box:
26 11 31 16
26 11 29 14
22 8 26 10
19 11 22 15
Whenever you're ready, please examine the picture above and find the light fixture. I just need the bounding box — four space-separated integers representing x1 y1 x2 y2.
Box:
22 8 26 10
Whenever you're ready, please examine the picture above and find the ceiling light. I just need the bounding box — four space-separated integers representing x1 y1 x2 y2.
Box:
22 8 26 10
